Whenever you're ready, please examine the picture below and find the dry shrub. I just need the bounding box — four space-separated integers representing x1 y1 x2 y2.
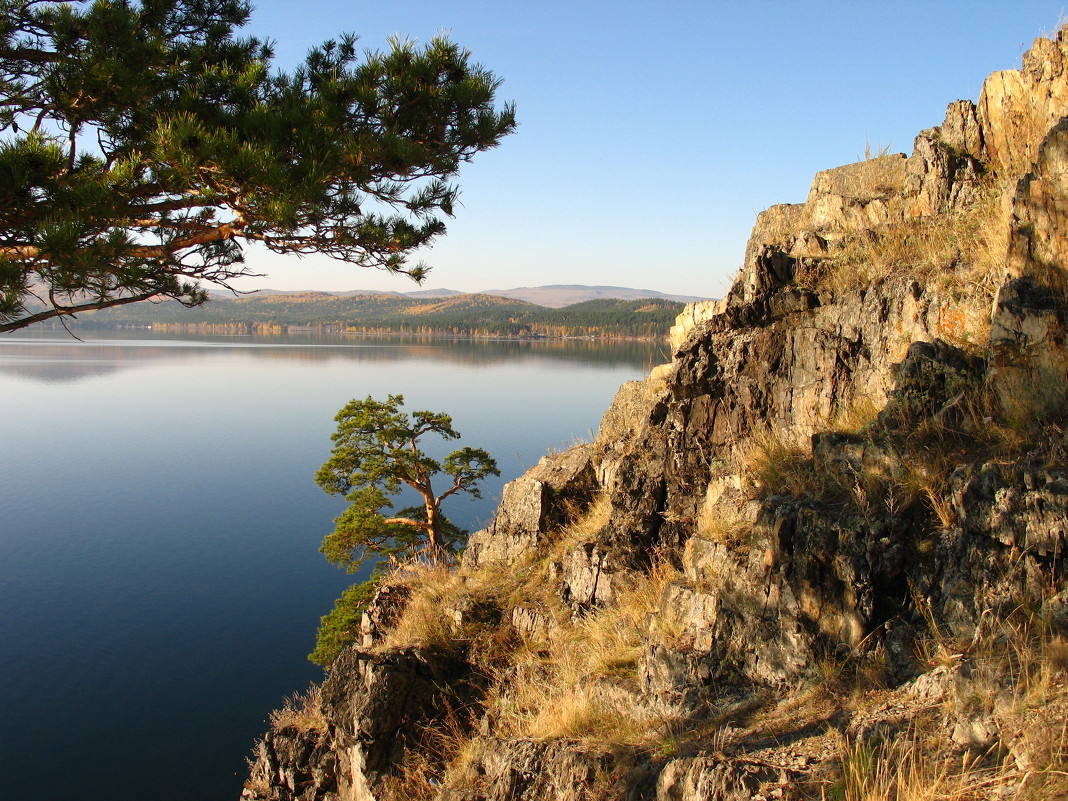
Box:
269 683 327 733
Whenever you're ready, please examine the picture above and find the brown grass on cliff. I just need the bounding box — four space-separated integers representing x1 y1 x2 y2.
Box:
487 554 679 745
829 601 1068 801
819 177 1009 309
268 683 327 733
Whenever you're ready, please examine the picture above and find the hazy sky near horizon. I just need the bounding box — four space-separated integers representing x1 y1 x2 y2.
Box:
230 1 1066 298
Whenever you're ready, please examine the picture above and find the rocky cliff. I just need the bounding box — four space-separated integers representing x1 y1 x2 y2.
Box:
244 34 1068 801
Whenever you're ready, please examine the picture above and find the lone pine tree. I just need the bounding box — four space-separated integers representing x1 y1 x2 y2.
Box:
310 394 498 664
0 0 515 331
315 393 498 568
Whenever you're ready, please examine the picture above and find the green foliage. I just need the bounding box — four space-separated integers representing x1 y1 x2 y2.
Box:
315 394 498 568
310 509 468 666
308 579 379 666
311 394 492 665
0 0 515 331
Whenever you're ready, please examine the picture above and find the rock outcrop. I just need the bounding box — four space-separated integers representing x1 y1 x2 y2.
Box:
244 33 1068 801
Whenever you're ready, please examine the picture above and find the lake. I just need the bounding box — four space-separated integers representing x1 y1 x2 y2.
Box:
0 330 663 801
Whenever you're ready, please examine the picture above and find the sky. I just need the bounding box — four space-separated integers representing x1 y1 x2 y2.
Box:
228 1 1068 299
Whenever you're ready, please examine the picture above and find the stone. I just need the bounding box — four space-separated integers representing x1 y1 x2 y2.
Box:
464 444 595 568
989 277 1068 423
360 584 413 648
656 756 798 801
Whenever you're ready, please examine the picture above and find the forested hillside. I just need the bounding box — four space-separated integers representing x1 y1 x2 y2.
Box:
70 292 685 339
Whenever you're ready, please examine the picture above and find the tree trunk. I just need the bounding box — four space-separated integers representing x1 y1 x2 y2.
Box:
424 498 446 563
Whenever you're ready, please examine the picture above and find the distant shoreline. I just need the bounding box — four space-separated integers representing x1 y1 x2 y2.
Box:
52 321 670 343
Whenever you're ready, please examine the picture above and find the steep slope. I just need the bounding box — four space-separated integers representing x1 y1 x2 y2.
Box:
243 33 1068 801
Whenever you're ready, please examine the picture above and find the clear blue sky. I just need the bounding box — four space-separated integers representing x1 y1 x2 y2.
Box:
231 1 1066 298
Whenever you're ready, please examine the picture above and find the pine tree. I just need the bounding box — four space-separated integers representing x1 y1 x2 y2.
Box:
0 0 515 331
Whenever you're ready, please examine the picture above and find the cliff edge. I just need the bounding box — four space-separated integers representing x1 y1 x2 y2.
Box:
244 33 1068 801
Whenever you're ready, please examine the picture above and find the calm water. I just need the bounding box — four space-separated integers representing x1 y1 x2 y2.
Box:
0 330 662 801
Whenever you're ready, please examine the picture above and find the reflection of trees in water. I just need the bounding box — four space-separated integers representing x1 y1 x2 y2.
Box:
0 360 123 383
0 333 665 384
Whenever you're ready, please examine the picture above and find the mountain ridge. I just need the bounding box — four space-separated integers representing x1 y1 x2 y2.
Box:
216 284 709 308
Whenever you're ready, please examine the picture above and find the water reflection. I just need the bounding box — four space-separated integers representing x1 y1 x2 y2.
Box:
0 331 668 383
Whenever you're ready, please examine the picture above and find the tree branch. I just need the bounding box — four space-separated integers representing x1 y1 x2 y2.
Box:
0 289 167 332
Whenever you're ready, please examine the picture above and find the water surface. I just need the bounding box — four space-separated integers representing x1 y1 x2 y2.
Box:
0 331 662 801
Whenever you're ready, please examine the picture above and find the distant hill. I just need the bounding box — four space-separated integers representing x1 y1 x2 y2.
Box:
213 284 709 307
77 291 687 339
476 284 707 308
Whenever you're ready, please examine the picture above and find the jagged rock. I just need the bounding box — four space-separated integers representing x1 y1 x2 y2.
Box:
990 277 1068 422
953 462 1068 555
670 300 726 352
978 33 1068 172
554 541 618 609
243 728 337 801
904 125 982 216
510 604 552 642
245 34 1068 801
319 647 477 801
360 584 413 648
803 155 908 232
939 99 984 158
439 738 642 801
464 444 595 569
1006 114 1068 283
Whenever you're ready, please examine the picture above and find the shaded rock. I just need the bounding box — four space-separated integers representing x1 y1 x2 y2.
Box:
320 647 477 800
439 738 643 801
990 276 1068 422
243 728 337 801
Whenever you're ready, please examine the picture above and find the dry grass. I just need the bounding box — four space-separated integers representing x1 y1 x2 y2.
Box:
837 149 906 199
809 177 1009 345
490 557 681 745
558 492 613 547
829 600 1068 801
366 496 687 751
744 427 816 498
268 683 327 733
697 497 753 548
377 697 479 801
